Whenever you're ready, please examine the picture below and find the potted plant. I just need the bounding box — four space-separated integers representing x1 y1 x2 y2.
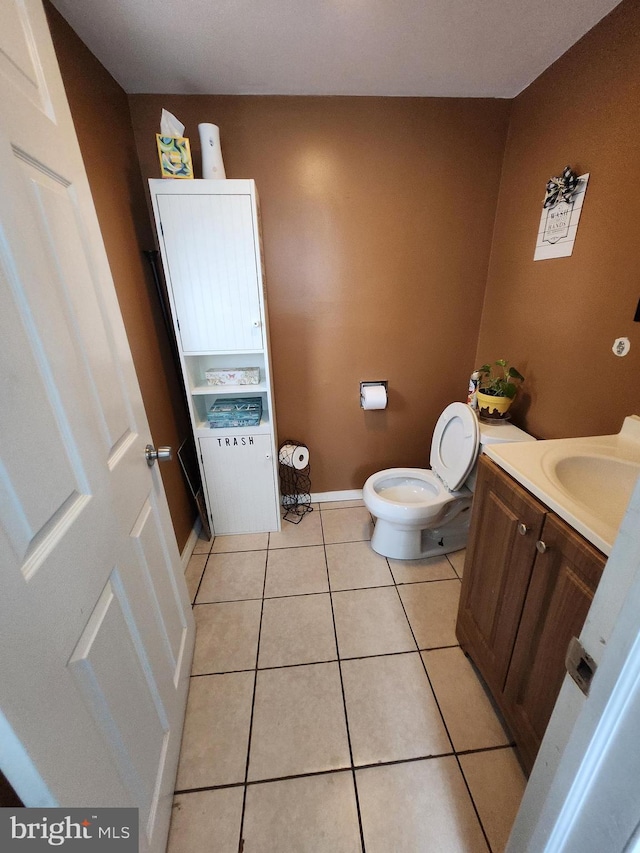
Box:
476 359 525 420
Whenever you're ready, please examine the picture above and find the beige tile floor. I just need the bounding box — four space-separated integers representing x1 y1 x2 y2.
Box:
171 501 527 853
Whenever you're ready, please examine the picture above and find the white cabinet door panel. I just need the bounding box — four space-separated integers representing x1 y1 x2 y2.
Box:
200 435 279 534
158 193 263 353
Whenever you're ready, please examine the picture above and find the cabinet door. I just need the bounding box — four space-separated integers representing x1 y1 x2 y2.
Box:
503 513 605 773
200 434 279 534
158 193 263 352
456 456 547 696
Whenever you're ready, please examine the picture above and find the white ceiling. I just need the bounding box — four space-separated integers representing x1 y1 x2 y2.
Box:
51 0 621 98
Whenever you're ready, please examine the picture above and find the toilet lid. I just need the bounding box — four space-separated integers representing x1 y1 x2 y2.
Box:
430 402 480 491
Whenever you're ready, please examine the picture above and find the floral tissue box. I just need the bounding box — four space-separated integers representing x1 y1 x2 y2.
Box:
205 367 260 386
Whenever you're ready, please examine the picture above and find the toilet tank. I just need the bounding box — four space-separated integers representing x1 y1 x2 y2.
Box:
466 420 536 492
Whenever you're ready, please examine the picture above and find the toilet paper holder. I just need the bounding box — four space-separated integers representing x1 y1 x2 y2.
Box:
360 381 388 409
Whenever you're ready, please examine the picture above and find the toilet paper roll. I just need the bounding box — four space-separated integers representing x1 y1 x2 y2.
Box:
361 384 388 410
198 123 226 179
279 444 310 470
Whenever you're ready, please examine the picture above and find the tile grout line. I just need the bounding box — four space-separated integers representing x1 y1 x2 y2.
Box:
321 511 368 853
453 757 493 853
192 573 461 607
173 750 459 795
236 541 269 853
455 742 517 757
390 563 493 853
173 743 518 796
445 551 464 580
188 642 467 677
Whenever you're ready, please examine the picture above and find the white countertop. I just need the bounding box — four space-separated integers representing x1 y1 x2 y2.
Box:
483 416 640 556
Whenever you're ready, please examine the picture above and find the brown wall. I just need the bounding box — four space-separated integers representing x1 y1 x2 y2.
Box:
46 0 640 503
129 96 511 490
45 4 196 549
475 0 640 438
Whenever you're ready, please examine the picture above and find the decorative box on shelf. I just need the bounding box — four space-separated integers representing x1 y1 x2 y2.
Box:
205 367 260 386
207 397 262 428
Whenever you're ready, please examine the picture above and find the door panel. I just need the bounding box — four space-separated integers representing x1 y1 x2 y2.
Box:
158 193 263 352
503 513 606 772
0 227 93 576
0 0 54 116
26 161 134 453
456 456 546 694
68 574 169 829
200 434 279 533
129 497 188 675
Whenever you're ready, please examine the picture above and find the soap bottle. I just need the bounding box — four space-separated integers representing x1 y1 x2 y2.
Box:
467 370 481 410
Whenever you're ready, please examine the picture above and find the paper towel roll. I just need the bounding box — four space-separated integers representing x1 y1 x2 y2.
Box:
279 444 310 470
198 123 226 179
361 384 387 410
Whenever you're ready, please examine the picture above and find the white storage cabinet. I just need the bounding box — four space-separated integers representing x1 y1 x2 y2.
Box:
149 179 281 535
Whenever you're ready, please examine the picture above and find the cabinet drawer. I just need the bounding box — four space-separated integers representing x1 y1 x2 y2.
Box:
200 434 279 534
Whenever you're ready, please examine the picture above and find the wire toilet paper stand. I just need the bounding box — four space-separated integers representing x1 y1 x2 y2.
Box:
279 439 313 524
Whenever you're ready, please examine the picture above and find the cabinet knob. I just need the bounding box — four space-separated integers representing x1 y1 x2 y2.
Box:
536 540 548 554
517 522 529 536
252 319 262 328
265 454 271 459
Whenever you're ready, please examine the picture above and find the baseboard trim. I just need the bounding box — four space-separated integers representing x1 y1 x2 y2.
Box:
180 518 202 573
310 489 363 503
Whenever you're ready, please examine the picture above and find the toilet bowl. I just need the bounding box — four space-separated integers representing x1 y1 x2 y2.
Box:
363 402 535 560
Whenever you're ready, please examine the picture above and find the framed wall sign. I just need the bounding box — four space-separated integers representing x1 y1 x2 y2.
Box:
534 170 589 260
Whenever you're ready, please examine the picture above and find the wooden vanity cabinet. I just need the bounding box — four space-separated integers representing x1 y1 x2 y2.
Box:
456 457 546 697
456 455 606 774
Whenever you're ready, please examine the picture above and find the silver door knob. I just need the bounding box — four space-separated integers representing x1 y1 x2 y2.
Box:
517 523 529 536
536 540 548 554
145 444 173 466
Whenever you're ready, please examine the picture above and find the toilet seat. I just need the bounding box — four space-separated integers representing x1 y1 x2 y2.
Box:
430 402 480 491
365 468 453 523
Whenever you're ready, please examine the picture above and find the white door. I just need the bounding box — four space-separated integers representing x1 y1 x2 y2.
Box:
156 192 264 352
0 2 195 851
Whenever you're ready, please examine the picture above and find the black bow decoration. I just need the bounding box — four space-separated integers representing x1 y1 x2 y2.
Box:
543 165 579 209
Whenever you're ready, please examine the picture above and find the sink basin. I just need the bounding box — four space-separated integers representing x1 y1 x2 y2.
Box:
545 454 640 531
483 415 640 555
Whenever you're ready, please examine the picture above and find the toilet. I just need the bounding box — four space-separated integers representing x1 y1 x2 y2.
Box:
363 402 535 560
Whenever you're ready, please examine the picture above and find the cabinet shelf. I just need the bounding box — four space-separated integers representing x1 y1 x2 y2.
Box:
191 382 268 396
184 349 265 357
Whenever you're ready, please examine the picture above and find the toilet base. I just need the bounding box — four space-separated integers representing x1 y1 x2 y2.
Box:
370 509 472 560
